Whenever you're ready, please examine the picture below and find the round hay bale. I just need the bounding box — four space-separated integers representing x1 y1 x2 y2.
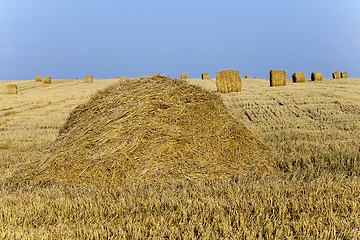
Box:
181 73 188 79
43 76 51 84
116 76 121 80
270 70 286 87
16 75 274 186
85 75 93 83
74 78 79 80
292 72 306 83
311 72 322 81
332 71 341 79
7 84 17 94
201 73 210 79
245 75 251 79
255 77 260 79
216 69 242 93
35 76 42 82
341 72 348 78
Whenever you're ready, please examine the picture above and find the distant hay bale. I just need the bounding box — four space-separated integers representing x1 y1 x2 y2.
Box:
255 77 260 79
35 76 42 82
7 84 17 94
216 69 242 93
43 76 51 84
311 72 322 81
245 75 251 79
116 76 121 80
85 75 93 83
201 73 210 79
332 71 341 79
15 75 274 186
269 70 286 87
181 73 188 79
292 72 306 83
341 72 348 78
74 78 79 80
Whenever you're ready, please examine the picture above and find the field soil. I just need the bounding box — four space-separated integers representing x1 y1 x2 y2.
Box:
1 77 360 238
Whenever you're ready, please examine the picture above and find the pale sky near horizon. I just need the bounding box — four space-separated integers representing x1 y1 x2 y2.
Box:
1 0 359 80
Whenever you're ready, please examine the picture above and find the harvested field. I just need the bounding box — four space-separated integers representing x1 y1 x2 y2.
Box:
1 76 360 238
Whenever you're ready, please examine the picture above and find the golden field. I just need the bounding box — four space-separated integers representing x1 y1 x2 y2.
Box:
1 77 360 239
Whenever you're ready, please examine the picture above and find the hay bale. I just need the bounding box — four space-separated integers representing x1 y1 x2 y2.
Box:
341 72 348 78
201 73 210 79
16 75 274 186
74 78 79 80
292 72 306 83
311 72 322 81
181 73 188 79
116 76 121 80
245 75 251 79
332 71 341 79
216 69 241 93
43 76 51 84
7 84 17 94
269 70 286 87
35 76 42 82
255 77 260 79
85 75 93 83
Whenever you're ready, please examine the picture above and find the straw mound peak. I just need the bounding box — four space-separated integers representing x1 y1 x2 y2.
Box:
20 75 274 185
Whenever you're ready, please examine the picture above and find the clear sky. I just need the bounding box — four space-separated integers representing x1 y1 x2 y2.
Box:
1 0 359 80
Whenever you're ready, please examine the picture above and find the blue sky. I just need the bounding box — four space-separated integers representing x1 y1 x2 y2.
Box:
1 0 359 79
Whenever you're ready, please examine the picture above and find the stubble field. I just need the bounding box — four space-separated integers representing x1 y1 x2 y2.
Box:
0 77 360 239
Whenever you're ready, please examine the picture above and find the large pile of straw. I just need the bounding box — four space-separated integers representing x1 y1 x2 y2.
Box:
270 70 286 87
18 75 273 186
216 69 242 93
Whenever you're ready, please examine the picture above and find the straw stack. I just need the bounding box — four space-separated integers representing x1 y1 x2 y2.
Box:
332 71 341 79
201 73 210 79
35 76 42 82
311 72 322 81
116 76 121 80
7 84 17 94
43 76 51 84
270 70 286 87
181 73 188 79
85 75 93 83
341 72 348 78
216 69 242 93
292 72 306 83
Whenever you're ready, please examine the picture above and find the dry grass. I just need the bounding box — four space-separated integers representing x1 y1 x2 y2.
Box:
1 76 360 238
270 70 286 87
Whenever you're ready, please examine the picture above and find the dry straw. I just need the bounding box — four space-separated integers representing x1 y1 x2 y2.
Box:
43 76 51 84
15 75 274 186
332 71 341 79
270 70 286 87
216 69 242 93
7 84 17 94
35 76 42 82
85 75 93 83
245 75 251 79
292 72 306 83
202 73 210 79
311 72 322 81
181 73 188 79
341 72 348 78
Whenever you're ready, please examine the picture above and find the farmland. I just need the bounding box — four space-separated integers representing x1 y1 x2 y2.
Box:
1 77 360 238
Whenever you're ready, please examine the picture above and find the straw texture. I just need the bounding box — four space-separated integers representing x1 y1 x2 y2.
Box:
16 75 273 186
